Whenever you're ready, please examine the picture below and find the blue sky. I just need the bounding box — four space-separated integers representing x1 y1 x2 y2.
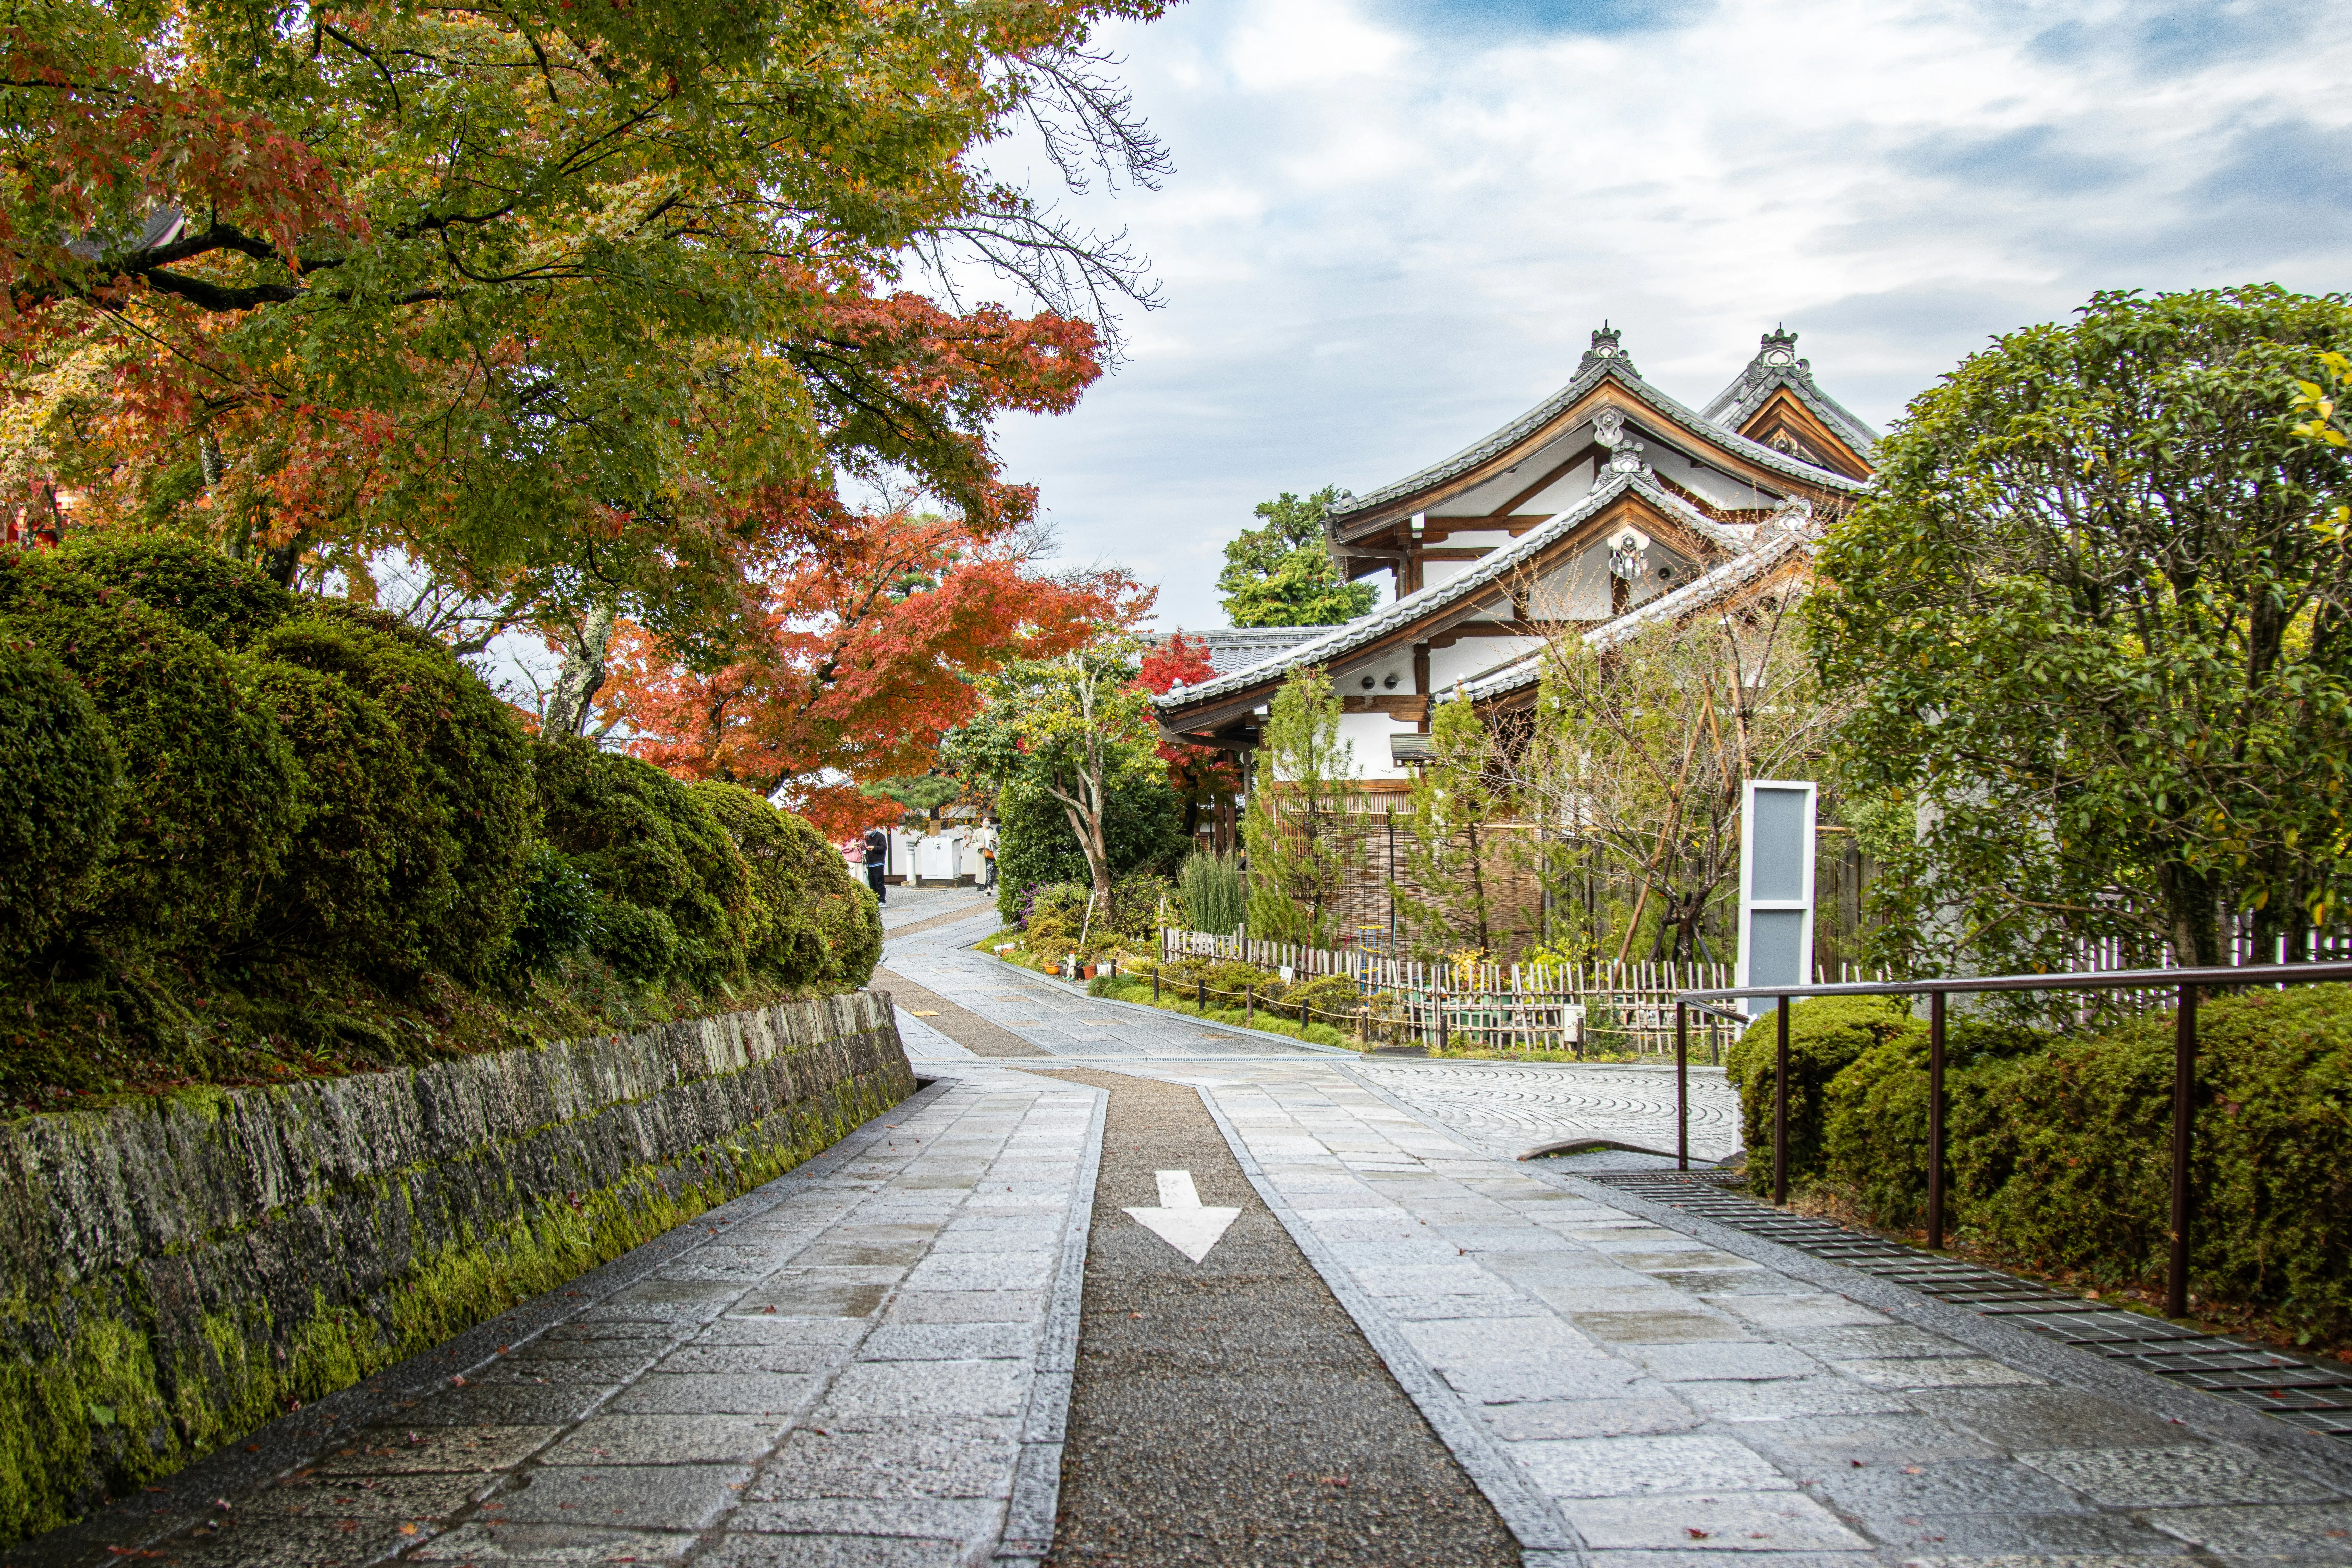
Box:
977 0 2352 628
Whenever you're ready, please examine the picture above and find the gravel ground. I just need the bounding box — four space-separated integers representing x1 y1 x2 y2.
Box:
1028 1068 1518 1568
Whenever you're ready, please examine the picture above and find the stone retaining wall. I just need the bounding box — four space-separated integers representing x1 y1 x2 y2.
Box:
0 992 913 1544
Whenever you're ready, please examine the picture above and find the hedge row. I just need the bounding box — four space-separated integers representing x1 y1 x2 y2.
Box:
1729 988 2352 1345
0 537 880 1087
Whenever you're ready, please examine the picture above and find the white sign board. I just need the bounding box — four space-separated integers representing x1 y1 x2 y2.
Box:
1736 780 1817 1018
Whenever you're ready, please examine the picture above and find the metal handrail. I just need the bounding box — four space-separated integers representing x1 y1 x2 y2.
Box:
1668 959 2352 1319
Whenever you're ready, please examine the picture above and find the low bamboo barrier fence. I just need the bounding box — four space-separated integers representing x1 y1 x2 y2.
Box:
1155 927 1768 1057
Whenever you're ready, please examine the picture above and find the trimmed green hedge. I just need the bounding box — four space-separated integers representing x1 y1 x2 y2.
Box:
0 534 882 1100
1738 985 2352 1346
536 738 756 991
257 617 534 980
1726 996 1912 1182
4 588 303 950
0 638 119 961
693 781 881 988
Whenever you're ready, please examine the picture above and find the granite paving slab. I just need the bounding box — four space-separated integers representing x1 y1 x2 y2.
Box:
16 1068 1102 1568
1105 1056 2352 1565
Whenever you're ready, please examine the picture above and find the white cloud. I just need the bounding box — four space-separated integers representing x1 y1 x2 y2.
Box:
983 0 2352 627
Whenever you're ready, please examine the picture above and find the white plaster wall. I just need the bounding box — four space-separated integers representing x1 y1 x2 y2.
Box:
1431 529 1515 548
1429 637 1542 689
1422 557 1475 590
1334 712 1410 781
1336 648 1417 695
1647 444 1779 510
1533 544 1612 619
1519 457 1595 516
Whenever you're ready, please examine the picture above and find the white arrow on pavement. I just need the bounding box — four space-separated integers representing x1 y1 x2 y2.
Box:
1124 1169 1239 1263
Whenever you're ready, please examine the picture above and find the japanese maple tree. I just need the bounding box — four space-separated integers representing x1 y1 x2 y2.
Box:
0 0 1168 646
1139 631 1241 837
595 509 1147 839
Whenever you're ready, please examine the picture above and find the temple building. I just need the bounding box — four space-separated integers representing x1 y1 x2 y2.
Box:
1152 325 1880 785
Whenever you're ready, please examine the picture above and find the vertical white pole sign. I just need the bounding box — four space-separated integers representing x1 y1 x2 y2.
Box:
1736 780 1817 1018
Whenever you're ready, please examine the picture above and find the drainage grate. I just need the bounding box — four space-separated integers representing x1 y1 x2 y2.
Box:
1580 1171 2352 1440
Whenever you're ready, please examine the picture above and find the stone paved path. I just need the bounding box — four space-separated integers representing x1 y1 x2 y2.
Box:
1092 1057 2352 1563
27 898 2352 1566
24 1065 1102 1568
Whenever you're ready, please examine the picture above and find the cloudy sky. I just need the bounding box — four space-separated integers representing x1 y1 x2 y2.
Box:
978 0 2352 629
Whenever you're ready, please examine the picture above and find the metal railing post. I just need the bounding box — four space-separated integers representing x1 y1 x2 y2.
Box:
1773 997 1791 1205
1927 989 1947 1251
1675 1002 1689 1171
2168 981 2198 1318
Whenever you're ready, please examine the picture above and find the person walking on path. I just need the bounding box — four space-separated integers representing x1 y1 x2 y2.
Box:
862 826 889 905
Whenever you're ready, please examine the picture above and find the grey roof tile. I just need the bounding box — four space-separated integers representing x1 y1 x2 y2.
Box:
1327 360 1867 529
1441 519 1820 705
1159 470 1747 714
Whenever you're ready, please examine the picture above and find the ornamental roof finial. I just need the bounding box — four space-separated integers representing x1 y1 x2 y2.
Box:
1578 322 1638 378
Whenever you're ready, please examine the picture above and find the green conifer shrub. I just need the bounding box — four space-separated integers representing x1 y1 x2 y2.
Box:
256 616 533 978
2 590 303 949
0 638 121 960
535 740 755 990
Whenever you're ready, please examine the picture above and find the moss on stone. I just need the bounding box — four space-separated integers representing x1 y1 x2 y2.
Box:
0 1014 912 1549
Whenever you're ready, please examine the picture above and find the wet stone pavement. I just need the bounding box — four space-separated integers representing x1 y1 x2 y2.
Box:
20 882 2352 1565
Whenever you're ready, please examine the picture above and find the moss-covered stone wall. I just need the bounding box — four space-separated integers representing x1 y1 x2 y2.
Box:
0 993 914 1546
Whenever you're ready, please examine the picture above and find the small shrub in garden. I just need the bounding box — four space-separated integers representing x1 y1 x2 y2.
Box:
692 781 881 987
512 844 602 973
244 659 431 968
259 615 533 978
5 590 304 950
0 637 120 961
1821 1016 2051 1227
1726 995 1913 1188
535 739 756 990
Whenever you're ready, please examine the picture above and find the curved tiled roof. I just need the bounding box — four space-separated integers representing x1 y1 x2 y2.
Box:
1326 360 1868 530
1158 469 1748 715
1440 518 1821 706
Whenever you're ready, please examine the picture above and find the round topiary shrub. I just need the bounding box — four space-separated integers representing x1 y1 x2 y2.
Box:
49 534 296 650
1727 994 1914 1187
536 740 754 990
0 637 121 961
693 782 881 988
592 899 680 984
242 659 431 969
255 616 534 979
1 591 302 949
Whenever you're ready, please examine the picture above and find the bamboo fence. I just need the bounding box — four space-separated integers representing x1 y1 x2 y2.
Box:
1153 926 1806 1058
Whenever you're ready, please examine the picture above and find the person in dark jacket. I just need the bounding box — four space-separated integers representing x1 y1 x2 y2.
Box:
862 827 889 905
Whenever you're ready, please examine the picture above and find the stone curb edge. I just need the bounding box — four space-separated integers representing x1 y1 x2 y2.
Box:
1526 1166 2352 1497
994 1076 1108 1568
1190 1085 1588 1567
8 1072 961 1568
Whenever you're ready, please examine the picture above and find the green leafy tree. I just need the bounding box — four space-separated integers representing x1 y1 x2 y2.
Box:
1217 487 1378 627
1243 668 1361 944
1811 285 2352 976
1399 692 1506 958
966 639 1160 907
0 0 1165 643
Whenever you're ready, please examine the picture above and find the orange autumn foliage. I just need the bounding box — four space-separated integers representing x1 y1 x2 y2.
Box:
599 509 1148 840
